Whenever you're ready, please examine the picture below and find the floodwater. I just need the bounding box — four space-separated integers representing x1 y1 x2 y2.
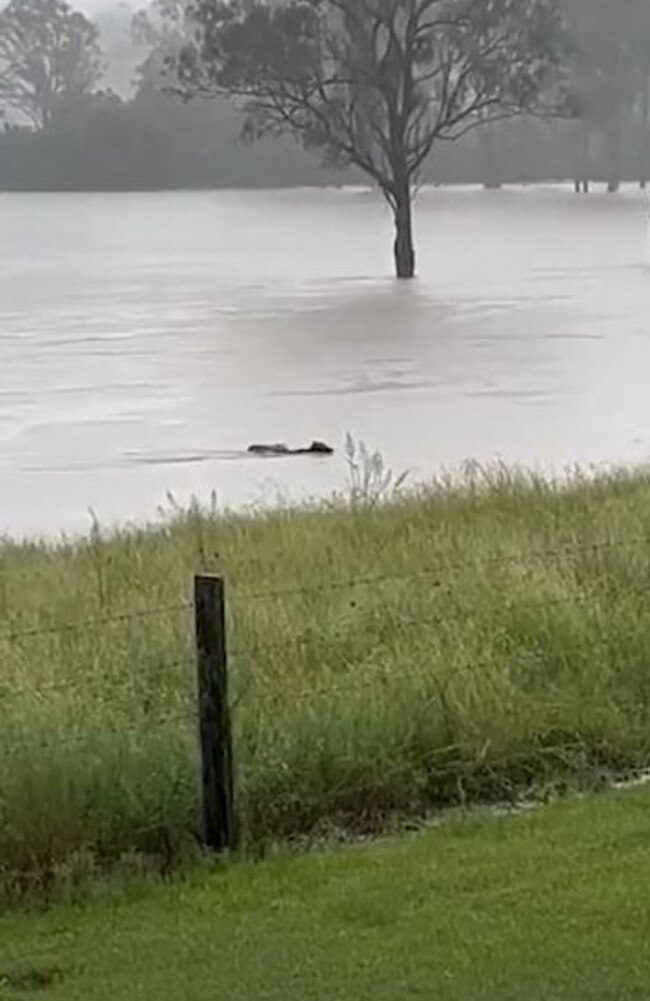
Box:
1 184 650 537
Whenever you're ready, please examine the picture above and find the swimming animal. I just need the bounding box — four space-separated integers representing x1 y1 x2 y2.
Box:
247 440 334 456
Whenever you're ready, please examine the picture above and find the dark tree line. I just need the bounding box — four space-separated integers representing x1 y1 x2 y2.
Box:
1 0 649 265
0 0 103 127
564 0 650 192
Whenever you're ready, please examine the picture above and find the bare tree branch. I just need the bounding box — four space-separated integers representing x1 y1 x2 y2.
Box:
174 0 571 277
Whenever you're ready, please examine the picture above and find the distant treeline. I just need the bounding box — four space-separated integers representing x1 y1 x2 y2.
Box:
0 91 342 190
1 0 649 193
1 89 648 192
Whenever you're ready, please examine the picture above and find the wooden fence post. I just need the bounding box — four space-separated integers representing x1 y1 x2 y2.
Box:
194 574 237 852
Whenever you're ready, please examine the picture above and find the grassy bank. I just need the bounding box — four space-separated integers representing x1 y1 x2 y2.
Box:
3 464 650 896
2 787 650 999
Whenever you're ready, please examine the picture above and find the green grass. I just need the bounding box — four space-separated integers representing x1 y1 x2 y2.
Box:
4 461 650 896
2 787 650 999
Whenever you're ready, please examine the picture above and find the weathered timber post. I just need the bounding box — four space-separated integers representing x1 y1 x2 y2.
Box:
194 574 238 852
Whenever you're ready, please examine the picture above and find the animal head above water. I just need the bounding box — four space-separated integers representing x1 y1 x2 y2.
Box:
307 441 334 455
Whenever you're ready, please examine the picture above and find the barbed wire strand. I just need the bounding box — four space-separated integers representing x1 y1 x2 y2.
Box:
0 658 194 700
0 709 198 749
1 532 649 644
237 534 650 603
0 601 193 644
228 587 640 662
2 586 644 701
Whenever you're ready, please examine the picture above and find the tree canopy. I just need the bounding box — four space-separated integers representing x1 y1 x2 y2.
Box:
176 0 571 277
2 0 650 214
562 0 650 189
0 0 104 129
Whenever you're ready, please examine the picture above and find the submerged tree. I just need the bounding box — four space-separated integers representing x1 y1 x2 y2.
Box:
176 0 571 278
0 0 104 129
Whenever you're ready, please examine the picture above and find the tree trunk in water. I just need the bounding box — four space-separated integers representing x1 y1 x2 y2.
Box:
605 111 622 194
393 185 415 279
574 121 590 194
641 74 649 189
479 122 501 189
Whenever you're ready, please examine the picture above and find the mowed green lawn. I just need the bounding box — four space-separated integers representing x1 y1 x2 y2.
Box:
2 787 650 1001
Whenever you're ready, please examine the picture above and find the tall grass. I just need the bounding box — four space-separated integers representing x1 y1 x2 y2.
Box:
3 460 650 898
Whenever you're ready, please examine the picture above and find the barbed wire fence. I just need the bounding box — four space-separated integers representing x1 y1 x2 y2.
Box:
2 532 650 854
